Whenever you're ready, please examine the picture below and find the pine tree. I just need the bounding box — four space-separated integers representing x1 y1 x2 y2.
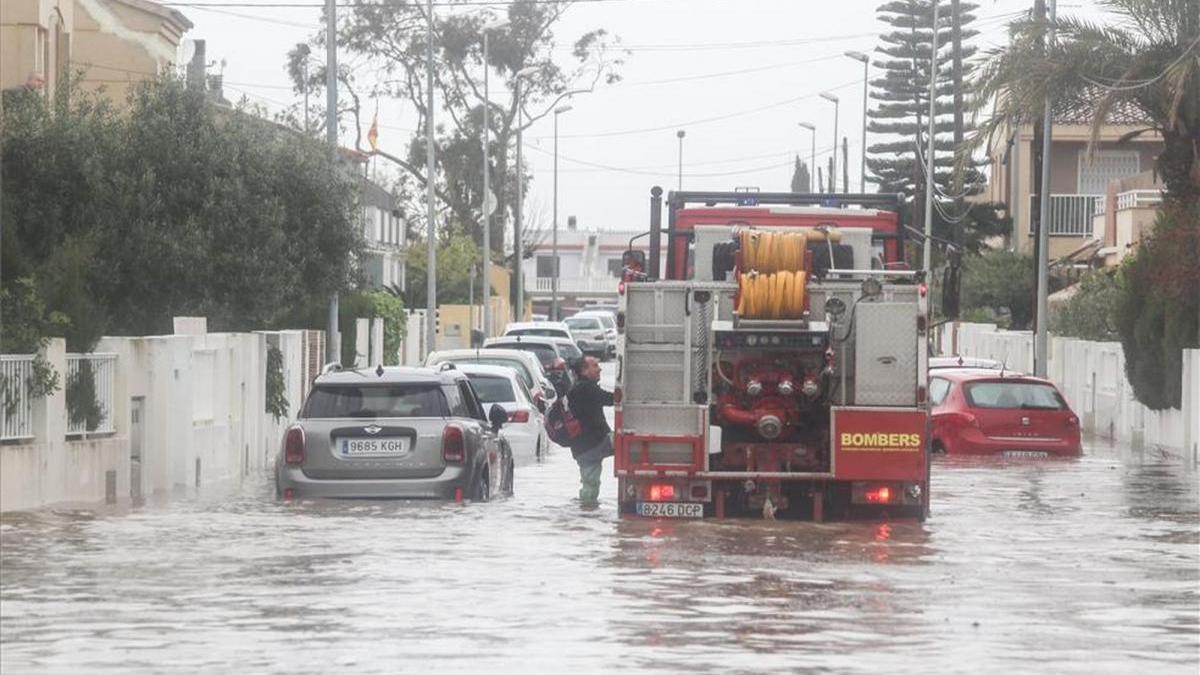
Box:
790 156 811 192
866 0 1009 255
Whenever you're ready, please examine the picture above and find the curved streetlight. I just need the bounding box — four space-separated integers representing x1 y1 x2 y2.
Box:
676 129 686 191
844 50 870 193
479 16 509 337
512 65 539 322
797 122 816 192
551 104 573 321
819 92 840 193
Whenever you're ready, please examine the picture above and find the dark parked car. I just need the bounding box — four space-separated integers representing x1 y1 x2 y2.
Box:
275 365 513 501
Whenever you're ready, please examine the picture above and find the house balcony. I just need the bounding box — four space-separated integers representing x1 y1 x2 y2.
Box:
529 276 619 298
1092 189 1163 266
1028 194 1104 236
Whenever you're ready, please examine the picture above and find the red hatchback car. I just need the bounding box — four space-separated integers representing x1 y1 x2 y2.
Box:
929 369 1082 458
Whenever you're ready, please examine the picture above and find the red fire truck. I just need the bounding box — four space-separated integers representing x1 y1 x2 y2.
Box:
615 188 930 520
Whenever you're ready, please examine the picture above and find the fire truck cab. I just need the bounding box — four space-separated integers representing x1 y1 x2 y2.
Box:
615 188 931 520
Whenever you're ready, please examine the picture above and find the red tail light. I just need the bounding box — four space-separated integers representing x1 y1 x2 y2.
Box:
865 486 892 503
442 425 465 462
618 281 626 295
1066 416 1079 427
648 484 675 501
918 283 928 298
284 426 305 465
508 410 530 423
613 387 623 404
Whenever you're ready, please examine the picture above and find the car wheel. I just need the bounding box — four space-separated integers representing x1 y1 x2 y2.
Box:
502 457 515 496
472 468 491 503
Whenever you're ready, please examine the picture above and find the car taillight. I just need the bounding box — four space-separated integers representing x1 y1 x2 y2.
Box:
960 412 980 428
918 283 927 298
509 410 530 423
284 426 305 465
618 281 626 295
648 484 675 501
613 387 623 404
442 425 465 462
865 486 893 503
1066 416 1079 427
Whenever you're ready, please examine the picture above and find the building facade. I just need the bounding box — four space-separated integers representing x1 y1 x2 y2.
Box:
520 225 653 314
985 99 1164 261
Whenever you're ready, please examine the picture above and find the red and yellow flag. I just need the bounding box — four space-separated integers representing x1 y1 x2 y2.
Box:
367 108 379 151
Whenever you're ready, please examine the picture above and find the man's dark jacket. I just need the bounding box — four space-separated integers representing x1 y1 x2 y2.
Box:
567 378 613 457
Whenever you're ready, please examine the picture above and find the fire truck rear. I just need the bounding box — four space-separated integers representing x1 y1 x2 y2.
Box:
615 188 930 520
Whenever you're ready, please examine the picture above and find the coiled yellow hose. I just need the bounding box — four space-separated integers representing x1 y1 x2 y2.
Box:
736 270 807 319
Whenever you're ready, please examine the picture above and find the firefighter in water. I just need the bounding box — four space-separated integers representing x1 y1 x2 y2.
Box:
567 356 614 507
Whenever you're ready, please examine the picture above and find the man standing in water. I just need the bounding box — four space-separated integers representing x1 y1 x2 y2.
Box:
568 356 614 507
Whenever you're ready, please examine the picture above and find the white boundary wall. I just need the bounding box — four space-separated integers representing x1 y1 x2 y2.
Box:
1 320 315 512
937 322 1199 460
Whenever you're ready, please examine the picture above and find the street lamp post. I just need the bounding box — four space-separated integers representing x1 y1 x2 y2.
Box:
676 129 685 191
844 51 870 192
551 104 572 321
480 17 508 339
424 0 437 355
797 122 816 192
819 92 839 193
513 65 539 323
325 0 339 365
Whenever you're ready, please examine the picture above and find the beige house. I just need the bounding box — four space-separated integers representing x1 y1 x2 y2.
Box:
984 98 1164 261
1 0 190 105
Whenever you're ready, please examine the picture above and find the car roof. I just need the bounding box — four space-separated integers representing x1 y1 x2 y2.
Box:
931 369 1052 385
506 321 570 331
484 335 560 347
929 356 1004 369
315 365 463 386
429 348 536 362
455 363 521 380
565 314 602 322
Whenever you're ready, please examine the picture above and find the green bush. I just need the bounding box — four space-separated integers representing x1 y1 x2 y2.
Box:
338 291 407 367
265 345 288 421
1049 269 1122 341
1114 204 1200 410
960 250 1035 330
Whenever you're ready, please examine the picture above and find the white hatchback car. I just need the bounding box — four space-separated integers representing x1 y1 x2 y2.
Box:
456 363 549 463
424 348 557 409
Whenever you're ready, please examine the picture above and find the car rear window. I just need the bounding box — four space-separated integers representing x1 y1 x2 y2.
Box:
591 314 615 329
441 357 532 387
488 343 556 366
509 327 569 338
565 317 601 330
302 384 448 418
467 375 516 403
964 381 1065 410
556 342 583 360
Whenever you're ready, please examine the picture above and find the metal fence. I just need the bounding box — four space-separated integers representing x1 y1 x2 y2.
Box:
66 353 117 435
1 355 36 442
1029 194 1103 236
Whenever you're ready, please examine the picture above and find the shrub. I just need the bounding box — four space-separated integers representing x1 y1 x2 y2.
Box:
1050 269 1121 341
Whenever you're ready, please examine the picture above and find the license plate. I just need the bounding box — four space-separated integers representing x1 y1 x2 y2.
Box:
340 437 408 457
1002 450 1049 459
636 502 703 518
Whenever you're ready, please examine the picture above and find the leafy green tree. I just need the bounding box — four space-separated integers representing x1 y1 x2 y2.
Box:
789 156 811 192
867 0 1010 254
1 77 364 347
1049 269 1122 341
403 234 493 309
960 250 1036 329
288 0 623 257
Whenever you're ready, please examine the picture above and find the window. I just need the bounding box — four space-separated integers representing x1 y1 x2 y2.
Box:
302 384 447 418
964 381 1065 410
444 384 471 418
565 317 601 331
467 375 516 403
1078 150 1140 194
458 381 486 419
929 378 952 406
536 255 558 277
607 258 624 277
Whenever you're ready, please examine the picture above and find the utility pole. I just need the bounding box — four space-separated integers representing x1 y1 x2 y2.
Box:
424 0 437 354
551 105 572 321
480 19 507 338
1035 0 1056 377
513 66 538 322
922 0 939 276
325 0 339 365
798 122 816 191
950 0 965 247
820 92 840 192
844 50 870 192
676 129 686 191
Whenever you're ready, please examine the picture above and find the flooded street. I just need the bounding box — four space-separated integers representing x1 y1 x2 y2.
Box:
2 366 1197 673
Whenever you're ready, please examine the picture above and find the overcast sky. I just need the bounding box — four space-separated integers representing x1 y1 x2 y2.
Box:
178 0 1105 234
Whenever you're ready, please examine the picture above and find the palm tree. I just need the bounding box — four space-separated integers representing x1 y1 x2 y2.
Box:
968 0 1199 208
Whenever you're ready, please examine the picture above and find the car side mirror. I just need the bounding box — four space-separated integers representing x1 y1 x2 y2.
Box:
488 404 508 431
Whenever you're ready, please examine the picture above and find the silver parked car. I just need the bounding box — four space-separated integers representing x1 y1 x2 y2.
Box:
275 365 513 501
564 315 611 360
424 348 557 409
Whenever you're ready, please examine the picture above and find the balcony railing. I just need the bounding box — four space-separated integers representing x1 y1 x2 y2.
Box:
532 276 619 294
1116 189 1163 211
1029 194 1102 236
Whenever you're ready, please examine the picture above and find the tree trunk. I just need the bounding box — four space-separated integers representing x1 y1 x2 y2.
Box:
1157 128 1200 210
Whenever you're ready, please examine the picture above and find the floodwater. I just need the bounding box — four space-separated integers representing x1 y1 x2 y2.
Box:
2 366 1197 673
